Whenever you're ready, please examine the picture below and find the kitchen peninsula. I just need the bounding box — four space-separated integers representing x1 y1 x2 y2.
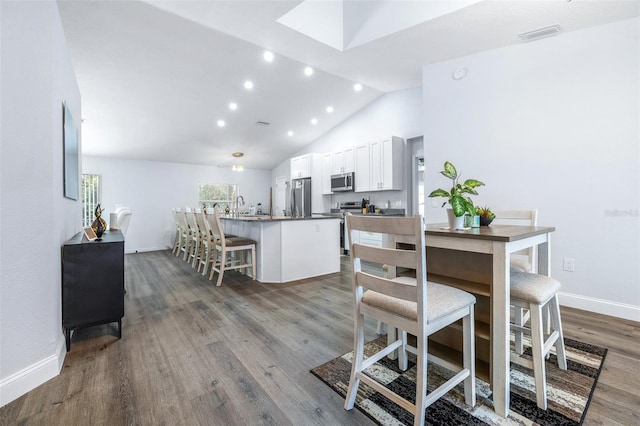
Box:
219 215 340 283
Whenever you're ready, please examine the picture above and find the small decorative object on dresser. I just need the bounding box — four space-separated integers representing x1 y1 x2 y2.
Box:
91 203 107 239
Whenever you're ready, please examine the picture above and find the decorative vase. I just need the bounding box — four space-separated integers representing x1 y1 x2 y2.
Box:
479 216 494 226
446 209 465 230
91 203 107 239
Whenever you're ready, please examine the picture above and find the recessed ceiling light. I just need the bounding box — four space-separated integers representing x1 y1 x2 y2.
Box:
310 118 318 125
232 152 244 158
229 102 238 110
287 130 294 136
263 50 274 62
304 66 314 76
354 83 363 92
217 120 225 127
326 106 334 113
244 80 254 90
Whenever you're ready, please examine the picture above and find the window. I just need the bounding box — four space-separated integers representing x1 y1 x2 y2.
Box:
199 183 238 209
82 174 101 227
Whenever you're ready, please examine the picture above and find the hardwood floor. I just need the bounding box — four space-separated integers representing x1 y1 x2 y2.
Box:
1 250 638 425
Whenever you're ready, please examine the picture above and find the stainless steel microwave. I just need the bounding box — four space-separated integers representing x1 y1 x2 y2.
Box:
330 172 354 192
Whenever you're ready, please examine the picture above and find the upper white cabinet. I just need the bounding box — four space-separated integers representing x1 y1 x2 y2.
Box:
333 146 355 174
354 143 372 192
290 154 312 179
355 136 404 192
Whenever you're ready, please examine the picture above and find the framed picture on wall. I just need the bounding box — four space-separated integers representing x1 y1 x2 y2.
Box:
63 102 79 200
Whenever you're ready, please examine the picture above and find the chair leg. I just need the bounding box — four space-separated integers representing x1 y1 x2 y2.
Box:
251 245 256 280
216 248 226 287
463 307 476 407
208 246 219 281
398 329 408 371
414 330 427 426
549 295 567 370
514 307 525 354
344 311 365 411
530 303 547 410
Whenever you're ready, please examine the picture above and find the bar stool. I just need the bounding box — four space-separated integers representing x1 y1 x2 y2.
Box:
510 271 567 410
208 207 257 286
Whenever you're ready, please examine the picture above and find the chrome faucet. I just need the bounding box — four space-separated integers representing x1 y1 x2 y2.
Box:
234 195 245 216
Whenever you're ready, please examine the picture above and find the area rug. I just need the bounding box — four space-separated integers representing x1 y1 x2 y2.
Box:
311 337 607 425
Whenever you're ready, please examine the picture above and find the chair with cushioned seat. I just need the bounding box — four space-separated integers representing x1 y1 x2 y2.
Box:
208 207 256 286
493 209 541 353
344 214 476 426
510 271 567 410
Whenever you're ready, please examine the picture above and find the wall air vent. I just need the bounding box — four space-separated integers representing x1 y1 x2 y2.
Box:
256 121 270 126
519 25 561 42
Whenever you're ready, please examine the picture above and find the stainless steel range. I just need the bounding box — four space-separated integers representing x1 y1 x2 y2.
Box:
336 201 405 254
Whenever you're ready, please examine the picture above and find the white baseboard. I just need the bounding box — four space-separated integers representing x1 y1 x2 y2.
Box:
558 292 640 322
0 333 66 407
124 246 167 254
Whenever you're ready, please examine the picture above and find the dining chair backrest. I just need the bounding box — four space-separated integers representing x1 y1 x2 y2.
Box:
175 207 187 231
492 209 538 272
208 207 224 242
194 208 208 238
184 206 198 232
347 214 426 333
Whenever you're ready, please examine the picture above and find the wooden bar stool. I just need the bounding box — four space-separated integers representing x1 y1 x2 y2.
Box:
208 207 257 286
510 271 567 410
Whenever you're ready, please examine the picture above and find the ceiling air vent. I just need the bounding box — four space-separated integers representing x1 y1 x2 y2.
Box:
256 121 270 126
519 25 561 42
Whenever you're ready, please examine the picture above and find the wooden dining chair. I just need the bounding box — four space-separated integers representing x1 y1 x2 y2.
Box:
208 207 257 286
171 208 181 255
344 214 476 426
175 208 190 259
184 207 200 267
492 209 541 353
510 271 567 410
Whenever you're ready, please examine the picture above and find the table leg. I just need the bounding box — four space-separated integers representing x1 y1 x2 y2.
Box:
538 235 551 277
492 242 510 417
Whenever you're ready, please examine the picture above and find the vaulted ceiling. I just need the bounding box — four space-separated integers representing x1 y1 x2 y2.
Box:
57 0 639 170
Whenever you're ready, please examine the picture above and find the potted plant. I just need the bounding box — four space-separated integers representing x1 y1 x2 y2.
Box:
428 161 484 229
475 206 496 226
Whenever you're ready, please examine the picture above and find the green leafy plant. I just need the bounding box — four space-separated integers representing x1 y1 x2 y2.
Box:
428 161 484 217
475 206 495 219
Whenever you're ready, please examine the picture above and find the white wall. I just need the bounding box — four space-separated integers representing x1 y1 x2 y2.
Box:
271 87 423 211
422 18 639 321
1 0 82 405
82 157 272 253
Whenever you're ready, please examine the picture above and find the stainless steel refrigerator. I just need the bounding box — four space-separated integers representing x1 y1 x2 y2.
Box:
290 177 312 218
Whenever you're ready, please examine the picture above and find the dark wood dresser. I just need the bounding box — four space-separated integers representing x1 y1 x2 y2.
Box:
62 230 124 351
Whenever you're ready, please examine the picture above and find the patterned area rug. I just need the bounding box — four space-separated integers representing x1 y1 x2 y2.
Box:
311 337 607 425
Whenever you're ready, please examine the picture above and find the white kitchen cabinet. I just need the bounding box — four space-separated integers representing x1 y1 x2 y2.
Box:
354 143 371 192
333 146 354 173
321 153 333 195
355 136 404 192
290 154 311 179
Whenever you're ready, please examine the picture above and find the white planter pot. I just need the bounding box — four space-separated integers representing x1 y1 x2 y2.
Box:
447 209 465 230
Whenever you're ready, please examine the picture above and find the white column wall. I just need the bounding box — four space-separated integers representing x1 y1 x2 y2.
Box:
1 0 82 405
422 18 639 320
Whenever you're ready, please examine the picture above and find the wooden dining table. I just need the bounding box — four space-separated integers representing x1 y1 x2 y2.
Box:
390 223 555 418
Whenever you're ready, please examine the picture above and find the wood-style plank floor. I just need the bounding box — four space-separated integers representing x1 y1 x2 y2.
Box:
1 250 638 425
